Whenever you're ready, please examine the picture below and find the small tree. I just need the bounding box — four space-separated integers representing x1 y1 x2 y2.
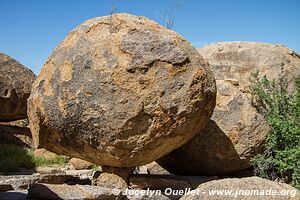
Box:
109 0 119 33
250 71 300 189
155 0 183 29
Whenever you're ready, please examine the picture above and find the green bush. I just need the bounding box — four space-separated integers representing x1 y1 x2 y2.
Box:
28 151 67 167
0 144 67 173
250 71 300 189
0 144 34 173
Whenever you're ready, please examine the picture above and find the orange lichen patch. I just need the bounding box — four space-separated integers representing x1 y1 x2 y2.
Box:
60 61 73 82
228 130 240 144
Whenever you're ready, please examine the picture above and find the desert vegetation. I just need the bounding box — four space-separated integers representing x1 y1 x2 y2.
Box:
250 72 300 189
0 144 67 173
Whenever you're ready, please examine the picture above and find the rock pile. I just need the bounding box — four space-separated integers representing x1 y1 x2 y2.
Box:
2 14 300 200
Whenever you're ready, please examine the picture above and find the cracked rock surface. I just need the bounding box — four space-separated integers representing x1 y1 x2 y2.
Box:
28 13 216 167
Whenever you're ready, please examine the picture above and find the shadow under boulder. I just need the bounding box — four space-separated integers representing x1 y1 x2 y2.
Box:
157 79 272 176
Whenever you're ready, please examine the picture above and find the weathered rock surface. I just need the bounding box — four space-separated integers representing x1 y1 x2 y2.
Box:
27 183 172 200
69 158 94 170
197 42 300 92
158 80 271 175
180 177 300 200
0 53 36 122
129 174 217 190
28 13 216 167
159 42 300 175
0 174 89 190
35 166 66 175
27 183 124 200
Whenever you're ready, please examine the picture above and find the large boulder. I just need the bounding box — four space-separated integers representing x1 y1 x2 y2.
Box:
28 13 216 167
197 42 300 92
180 177 299 200
0 53 36 121
158 80 271 175
158 42 300 175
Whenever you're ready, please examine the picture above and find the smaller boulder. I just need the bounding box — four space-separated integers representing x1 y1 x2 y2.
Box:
96 167 134 189
180 177 299 200
0 53 36 122
69 158 94 170
34 148 58 160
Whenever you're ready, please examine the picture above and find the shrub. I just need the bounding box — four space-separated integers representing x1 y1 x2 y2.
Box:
28 150 67 167
0 144 67 173
250 71 300 189
0 144 34 173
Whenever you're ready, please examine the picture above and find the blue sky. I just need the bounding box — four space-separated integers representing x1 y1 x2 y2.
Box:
0 0 299 74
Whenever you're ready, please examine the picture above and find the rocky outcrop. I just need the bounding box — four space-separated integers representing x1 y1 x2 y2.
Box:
28 13 216 168
180 177 299 200
158 42 300 175
0 53 36 122
197 42 300 92
158 80 271 175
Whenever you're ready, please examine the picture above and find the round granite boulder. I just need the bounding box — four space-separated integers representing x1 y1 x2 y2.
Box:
28 13 216 167
0 53 36 121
